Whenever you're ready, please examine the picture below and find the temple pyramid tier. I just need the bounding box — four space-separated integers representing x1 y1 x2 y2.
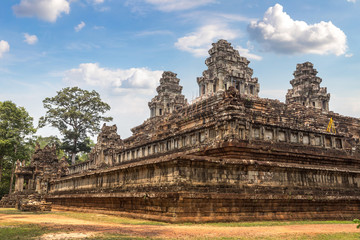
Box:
148 71 187 118
3 39 360 223
197 39 259 97
286 62 330 112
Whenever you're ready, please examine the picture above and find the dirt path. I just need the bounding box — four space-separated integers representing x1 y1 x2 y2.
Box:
1 213 359 239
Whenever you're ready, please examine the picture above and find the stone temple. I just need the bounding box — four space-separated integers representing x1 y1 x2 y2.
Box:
1 40 360 222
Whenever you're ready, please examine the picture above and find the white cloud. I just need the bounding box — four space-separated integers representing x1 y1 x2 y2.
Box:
236 46 262 61
345 53 354 58
347 0 356 3
63 63 163 92
75 21 86 32
175 24 238 57
13 0 70 22
0 40 10 58
175 24 261 60
144 0 215 11
331 94 360 118
24 33 38 45
248 4 348 56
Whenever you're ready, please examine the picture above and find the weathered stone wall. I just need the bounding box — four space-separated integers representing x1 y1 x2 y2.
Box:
47 142 360 222
66 87 360 177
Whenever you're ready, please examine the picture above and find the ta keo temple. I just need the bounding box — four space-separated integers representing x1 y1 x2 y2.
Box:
1 40 360 222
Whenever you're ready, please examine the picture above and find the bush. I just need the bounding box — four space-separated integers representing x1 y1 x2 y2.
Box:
353 219 360 228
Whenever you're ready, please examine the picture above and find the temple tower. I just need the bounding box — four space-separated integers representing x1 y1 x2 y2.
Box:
286 62 330 112
197 39 259 97
148 71 187 118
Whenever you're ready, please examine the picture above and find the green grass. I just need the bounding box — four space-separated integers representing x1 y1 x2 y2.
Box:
193 220 355 227
54 211 167 226
0 208 49 215
0 223 56 240
1 208 355 228
0 208 359 240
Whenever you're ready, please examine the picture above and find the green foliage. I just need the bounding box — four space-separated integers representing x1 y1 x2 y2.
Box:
39 87 112 164
0 101 36 155
76 138 95 163
0 101 36 198
353 218 360 228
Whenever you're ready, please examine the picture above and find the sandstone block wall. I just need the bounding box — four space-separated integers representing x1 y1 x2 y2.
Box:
47 143 360 222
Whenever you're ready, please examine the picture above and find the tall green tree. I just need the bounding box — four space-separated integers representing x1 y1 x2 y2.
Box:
0 101 36 195
39 87 113 164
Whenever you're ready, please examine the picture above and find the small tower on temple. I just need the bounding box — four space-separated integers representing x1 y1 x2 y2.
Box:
148 71 187 118
197 39 259 97
286 62 330 112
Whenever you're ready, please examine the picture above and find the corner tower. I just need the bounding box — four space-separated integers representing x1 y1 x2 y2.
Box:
197 39 259 97
286 62 330 112
148 71 187 118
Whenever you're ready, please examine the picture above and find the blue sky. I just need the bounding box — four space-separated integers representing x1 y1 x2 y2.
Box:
0 0 359 139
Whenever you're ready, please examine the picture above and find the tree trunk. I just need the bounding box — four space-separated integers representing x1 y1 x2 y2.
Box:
9 144 17 194
72 137 78 165
9 163 15 194
71 153 76 165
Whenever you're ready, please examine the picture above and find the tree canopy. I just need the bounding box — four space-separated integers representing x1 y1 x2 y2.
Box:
39 87 113 164
0 101 36 196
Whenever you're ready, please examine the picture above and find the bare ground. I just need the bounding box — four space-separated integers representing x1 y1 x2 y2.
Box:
1 211 359 239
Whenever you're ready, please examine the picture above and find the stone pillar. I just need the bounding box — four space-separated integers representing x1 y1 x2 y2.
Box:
35 177 41 193
15 175 24 192
28 179 34 190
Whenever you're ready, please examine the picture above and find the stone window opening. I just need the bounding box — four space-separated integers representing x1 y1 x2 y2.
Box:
159 108 162 115
250 85 254 95
322 100 327 110
335 138 342 149
213 83 216 92
253 128 260 139
312 102 315 107
224 83 227 90
199 132 204 143
290 132 298 143
325 137 332 148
